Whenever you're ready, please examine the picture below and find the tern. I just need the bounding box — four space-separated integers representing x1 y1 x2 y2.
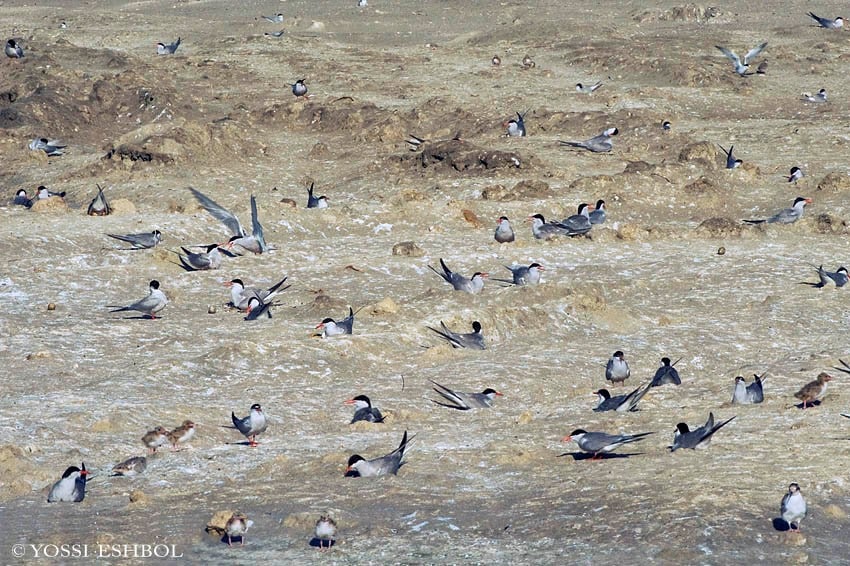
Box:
430 380 502 410
427 320 486 350
715 42 767 76
109 280 168 319
189 188 267 253
559 127 618 153
47 463 88 502
743 197 811 224
563 430 653 460
345 431 412 477
231 403 267 446
670 412 736 451
156 38 181 55
429 258 487 293
107 230 162 249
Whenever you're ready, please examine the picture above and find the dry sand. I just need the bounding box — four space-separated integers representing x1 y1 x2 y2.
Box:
2 0 850 563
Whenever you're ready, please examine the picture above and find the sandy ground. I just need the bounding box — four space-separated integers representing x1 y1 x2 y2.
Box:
2 0 850 563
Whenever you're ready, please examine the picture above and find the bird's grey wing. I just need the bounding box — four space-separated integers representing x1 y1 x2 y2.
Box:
190 188 246 237
833 359 850 375
126 292 161 312
743 42 767 64
580 432 622 452
250 195 267 251
231 412 251 435
379 431 411 474
427 325 462 348
715 46 741 65
428 264 451 284
430 380 468 409
180 248 211 270
107 233 151 248
619 382 651 412
559 140 587 149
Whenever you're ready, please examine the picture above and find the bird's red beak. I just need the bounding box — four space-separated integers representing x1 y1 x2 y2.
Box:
315 323 325 329
343 399 354 405
562 436 572 442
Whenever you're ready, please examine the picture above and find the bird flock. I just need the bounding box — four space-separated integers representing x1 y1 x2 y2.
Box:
8 4 850 555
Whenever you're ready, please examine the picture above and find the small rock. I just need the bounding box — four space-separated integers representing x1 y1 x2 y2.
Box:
31 197 69 214
109 198 136 215
824 503 847 519
309 142 329 159
392 241 424 257
208 305 217 314
515 411 533 425
678 141 718 168
778 531 807 546
817 172 850 193
696 217 742 237
370 297 399 315
91 419 115 433
26 351 52 361
717 246 726 255
47 303 56 311
129 490 147 504
462 209 482 227
279 198 297 208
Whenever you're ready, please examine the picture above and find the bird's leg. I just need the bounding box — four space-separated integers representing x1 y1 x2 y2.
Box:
227 535 232 547
591 454 602 461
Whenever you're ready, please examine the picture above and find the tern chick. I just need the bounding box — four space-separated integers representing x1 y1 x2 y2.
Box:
314 515 337 550
112 456 147 477
225 512 253 546
141 426 169 454
794 372 832 408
